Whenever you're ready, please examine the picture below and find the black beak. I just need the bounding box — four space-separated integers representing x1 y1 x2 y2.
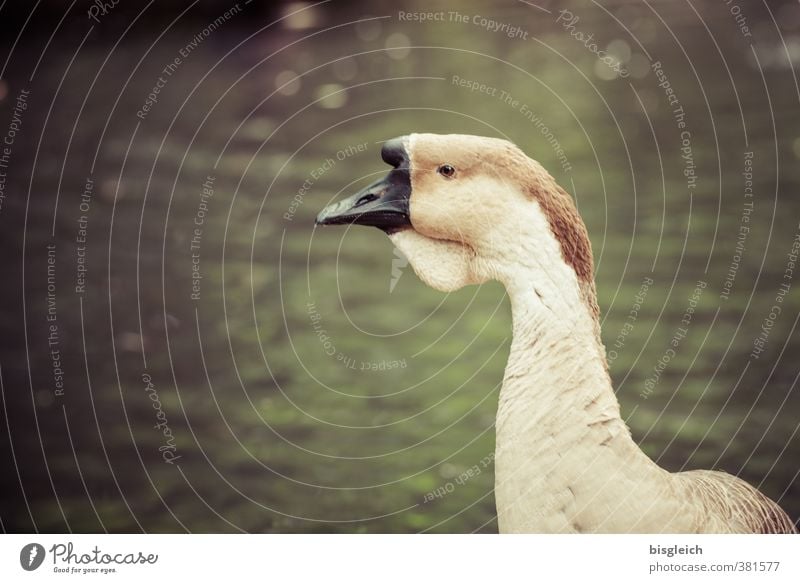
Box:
315 137 412 232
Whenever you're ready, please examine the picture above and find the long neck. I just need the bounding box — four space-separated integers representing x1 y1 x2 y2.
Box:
493 270 678 533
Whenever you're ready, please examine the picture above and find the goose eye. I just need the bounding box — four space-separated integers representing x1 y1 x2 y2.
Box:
437 164 456 178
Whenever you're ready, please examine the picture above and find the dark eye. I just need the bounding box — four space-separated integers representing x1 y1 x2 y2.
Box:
437 164 456 178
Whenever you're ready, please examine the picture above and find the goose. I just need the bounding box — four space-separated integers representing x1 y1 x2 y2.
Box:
315 133 797 533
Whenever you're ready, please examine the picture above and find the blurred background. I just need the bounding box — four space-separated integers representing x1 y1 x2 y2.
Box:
0 0 799 533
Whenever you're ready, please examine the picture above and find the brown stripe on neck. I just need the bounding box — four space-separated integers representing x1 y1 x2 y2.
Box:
488 142 595 291
530 181 594 285
523 170 599 321
483 141 599 321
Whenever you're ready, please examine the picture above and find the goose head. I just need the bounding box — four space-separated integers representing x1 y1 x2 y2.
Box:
316 133 598 320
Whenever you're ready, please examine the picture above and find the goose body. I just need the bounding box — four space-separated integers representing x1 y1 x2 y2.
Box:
316 133 796 533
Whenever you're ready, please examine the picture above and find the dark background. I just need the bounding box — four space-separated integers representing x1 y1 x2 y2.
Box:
1 0 799 532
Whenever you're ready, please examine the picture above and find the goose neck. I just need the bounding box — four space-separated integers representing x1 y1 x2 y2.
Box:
493 276 671 532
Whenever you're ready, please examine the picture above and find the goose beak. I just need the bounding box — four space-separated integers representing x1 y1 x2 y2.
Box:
315 137 412 232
